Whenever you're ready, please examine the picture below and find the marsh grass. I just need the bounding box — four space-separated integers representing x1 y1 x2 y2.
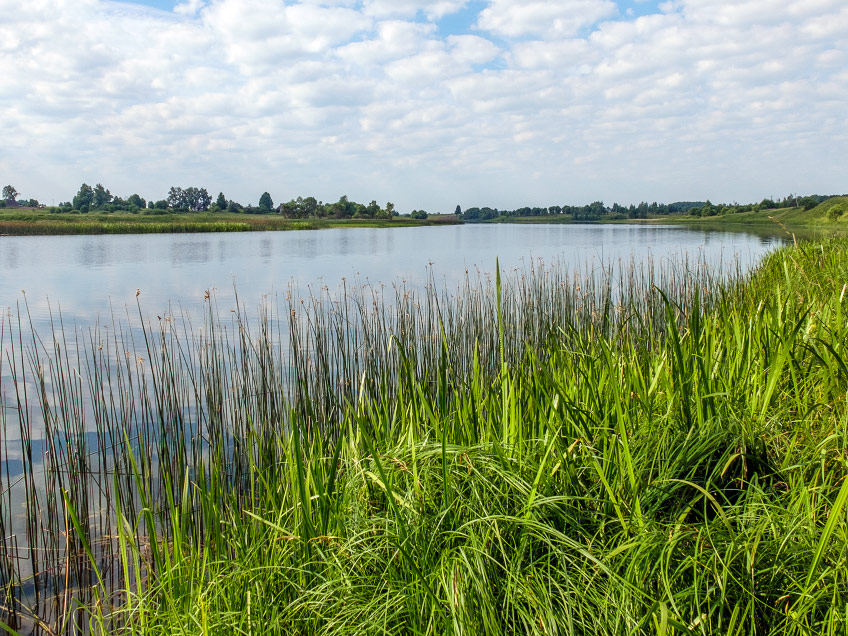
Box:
0 213 445 236
1 242 847 634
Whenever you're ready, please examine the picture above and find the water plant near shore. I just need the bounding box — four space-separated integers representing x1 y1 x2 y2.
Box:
0 213 447 236
1 241 847 634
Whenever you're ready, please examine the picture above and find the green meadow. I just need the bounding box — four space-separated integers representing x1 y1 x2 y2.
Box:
678 197 848 228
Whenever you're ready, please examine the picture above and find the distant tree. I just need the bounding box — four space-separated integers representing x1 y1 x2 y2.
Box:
93 183 112 208
167 187 185 209
410 209 428 220
154 199 168 210
227 199 242 213
189 187 211 211
127 194 146 209
385 202 395 217
302 196 318 217
362 200 379 218
258 192 273 212
587 201 606 219
216 192 227 209
454 204 461 215
331 195 354 218
2 185 18 201
167 186 210 211
279 199 298 218
798 195 819 211
73 183 94 210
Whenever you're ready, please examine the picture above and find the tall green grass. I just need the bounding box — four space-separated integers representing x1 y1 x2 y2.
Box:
1 241 847 634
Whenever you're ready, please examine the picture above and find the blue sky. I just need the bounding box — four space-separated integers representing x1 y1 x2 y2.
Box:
0 0 845 211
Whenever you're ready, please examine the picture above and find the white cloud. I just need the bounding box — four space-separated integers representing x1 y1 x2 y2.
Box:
201 0 371 72
336 20 435 66
174 0 206 16
476 0 617 38
509 38 595 70
362 0 467 20
0 0 845 210
448 35 501 66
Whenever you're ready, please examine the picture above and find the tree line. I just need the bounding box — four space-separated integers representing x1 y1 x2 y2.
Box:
459 194 836 222
30 183 404 219
2 181 837 222
1 184 40 208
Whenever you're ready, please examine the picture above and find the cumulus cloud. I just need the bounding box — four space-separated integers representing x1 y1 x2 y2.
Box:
0 0 845 210
336 20 436 66
174 0 206 16
477 0 617 38
362 0 468 20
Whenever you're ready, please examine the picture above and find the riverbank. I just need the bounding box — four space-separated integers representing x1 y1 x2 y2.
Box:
0 209 461 235
5 198 845 237
19 237 842 635
472 197 848 234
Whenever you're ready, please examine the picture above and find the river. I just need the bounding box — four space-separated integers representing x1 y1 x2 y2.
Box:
0 223 783 329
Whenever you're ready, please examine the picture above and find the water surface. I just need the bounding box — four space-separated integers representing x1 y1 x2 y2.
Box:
0 224 783 329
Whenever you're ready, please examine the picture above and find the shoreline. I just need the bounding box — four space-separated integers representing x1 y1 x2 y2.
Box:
0 210 462 236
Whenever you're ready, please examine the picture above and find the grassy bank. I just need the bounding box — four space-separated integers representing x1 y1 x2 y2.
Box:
670 197 848 230
3 241 848 635
0 210 459 235
472 197 848 232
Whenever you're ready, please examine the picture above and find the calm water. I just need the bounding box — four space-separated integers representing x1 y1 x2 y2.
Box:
0 224 783 329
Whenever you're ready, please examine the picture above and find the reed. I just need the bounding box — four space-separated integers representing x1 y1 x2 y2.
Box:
0 214 444 236
1 241 846 634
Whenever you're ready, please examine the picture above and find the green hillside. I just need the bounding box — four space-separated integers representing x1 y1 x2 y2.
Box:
764 196 848 224
680 196 848 227
811 196 848 222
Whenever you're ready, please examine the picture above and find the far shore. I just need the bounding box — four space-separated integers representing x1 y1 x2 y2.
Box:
2 196 846 237
0 209 462 236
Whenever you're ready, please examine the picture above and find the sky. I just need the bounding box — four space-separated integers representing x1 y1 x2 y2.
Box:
0 0 845 212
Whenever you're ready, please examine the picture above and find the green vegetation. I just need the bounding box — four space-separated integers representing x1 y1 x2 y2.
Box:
0 210 454 235
0 181 458 235
461 194 846 227
4 180 844 235
2 238 848 634
55 181 404 221
680 196 848 227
